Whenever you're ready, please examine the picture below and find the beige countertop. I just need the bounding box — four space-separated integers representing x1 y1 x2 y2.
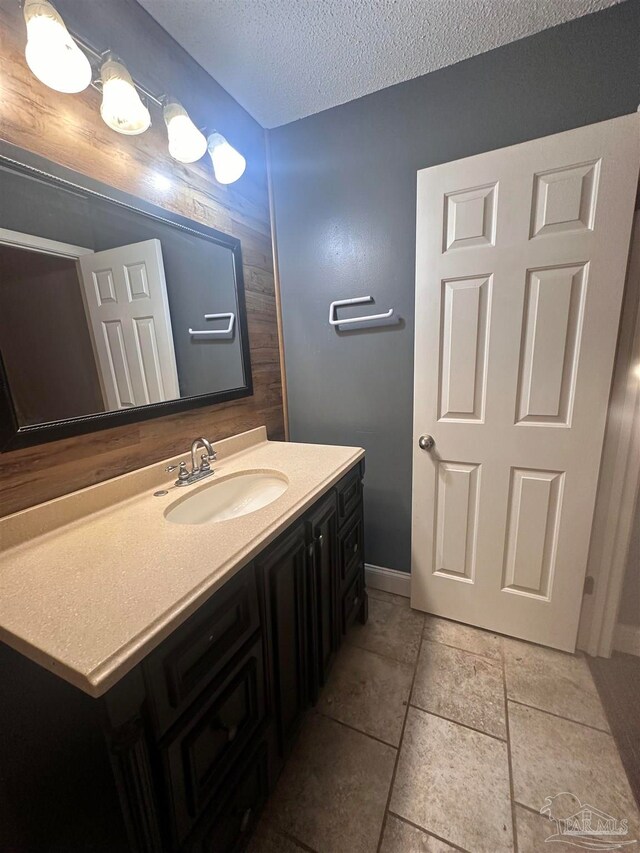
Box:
0 428 364 698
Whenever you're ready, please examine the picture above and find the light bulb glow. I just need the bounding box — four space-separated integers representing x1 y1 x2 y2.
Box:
23 0 91 94
207 132 246 184
100 57 150 136
163 100 207 163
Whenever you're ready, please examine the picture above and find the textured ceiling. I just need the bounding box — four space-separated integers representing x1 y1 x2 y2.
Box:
138 0 624 127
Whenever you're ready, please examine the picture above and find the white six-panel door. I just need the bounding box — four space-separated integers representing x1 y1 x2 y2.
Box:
411 115 640 651
77 239 180 410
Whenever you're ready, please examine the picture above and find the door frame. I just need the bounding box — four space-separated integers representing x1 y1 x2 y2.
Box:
578 210 640 657
0 227 92 259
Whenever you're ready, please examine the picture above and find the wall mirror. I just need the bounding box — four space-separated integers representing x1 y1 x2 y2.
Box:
0 143 252 451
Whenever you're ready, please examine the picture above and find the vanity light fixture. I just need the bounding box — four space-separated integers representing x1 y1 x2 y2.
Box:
163 98 207 163
99 54 151 136
207 132 246 184
23 0 92 94
20 8 247 183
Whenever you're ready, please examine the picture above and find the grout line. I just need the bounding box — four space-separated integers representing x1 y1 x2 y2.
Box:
314 707 400 751
340 637 417 669
506 697 614 735
375 620 425 853
386 811 472 853
407 701 508 743
275 828 319 853
344 635 420 668
513 800 546 818
420 633 504 664
501 644 519 853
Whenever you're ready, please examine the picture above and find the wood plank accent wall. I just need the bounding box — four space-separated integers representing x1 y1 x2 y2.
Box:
0 0 284 516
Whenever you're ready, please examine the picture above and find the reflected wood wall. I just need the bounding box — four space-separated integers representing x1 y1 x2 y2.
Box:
0 0 284 516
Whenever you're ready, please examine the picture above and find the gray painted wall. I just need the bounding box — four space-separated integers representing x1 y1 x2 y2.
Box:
269 1 640 573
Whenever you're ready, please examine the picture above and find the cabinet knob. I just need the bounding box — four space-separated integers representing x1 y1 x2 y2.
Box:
317 534 324 547
353 542 358 554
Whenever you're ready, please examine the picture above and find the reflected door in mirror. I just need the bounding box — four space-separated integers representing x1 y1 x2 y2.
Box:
77 239 179 410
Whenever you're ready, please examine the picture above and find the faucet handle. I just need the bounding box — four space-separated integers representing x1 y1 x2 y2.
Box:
166 461 189 482
199 452 213 473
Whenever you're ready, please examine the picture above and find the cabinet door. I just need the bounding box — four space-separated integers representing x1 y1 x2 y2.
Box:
184 743 268 853
306 492 339 699
258 522 309 757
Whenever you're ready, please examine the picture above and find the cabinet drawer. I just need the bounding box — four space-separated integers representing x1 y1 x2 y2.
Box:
164 638 266 844
338 510 363 583
341 571 364 633
185 743 268 853
145 563 260 737
336 466 362 527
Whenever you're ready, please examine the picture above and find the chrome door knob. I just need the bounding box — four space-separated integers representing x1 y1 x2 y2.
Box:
418 434 435 451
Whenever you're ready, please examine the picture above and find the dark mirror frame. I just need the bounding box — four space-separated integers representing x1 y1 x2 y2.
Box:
0 141 253 453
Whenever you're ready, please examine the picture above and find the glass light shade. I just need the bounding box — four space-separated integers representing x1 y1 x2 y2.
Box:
163 100 207 163
100 57 150 136
23 0 91 94
207 133 246 184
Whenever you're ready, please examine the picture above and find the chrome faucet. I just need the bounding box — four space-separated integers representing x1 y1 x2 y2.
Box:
166 436 216 487
191 436 215 474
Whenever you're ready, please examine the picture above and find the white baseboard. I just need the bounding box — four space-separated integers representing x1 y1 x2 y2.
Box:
613 622 640 656
365 564 411 598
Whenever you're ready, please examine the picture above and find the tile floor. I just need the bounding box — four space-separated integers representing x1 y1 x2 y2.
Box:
249 588 640 853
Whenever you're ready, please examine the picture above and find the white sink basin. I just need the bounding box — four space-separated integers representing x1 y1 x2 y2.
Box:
164 470 289 525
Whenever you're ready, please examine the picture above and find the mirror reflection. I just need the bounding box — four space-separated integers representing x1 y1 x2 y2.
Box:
0 157 249 431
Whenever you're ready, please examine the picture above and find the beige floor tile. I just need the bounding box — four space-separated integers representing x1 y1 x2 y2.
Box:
514 804 586 853
509 702 640 843
503 638 610 731
247 823 309 853
317 643 413 746
380 814 458 852
411 640 506 739
422 614 502 660
347 593 424 664
367 588 410 607
264 712 396 853
390 707 513 853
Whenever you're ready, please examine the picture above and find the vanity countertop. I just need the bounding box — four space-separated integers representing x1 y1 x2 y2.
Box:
0 428 364 698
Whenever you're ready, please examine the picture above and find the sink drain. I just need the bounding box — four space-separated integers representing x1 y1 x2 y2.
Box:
153 490 169 497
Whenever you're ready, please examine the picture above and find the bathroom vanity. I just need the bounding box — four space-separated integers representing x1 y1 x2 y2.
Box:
0 428 366 852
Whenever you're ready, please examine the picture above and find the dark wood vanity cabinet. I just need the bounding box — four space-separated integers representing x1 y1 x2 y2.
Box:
306 492 340 701
0 460 365 853
257 520 310 761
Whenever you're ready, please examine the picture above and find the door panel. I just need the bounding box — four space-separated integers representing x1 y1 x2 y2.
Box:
434 461 480 582
439 275 491 421
412 114 640 650
516 264 586 425
501 467 564 598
